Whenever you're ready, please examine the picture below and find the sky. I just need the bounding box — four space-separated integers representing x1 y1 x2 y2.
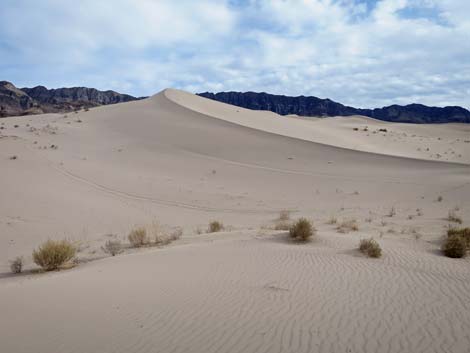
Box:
1 0 469 109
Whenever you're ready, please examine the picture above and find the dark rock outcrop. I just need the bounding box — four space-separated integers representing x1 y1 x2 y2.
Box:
198 91 470 124
0 81 141 117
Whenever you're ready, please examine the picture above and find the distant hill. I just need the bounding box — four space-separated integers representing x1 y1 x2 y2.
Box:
198 91 470 124
0 81 142 117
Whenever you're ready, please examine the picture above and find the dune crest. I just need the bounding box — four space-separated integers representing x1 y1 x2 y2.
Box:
165 88 470 164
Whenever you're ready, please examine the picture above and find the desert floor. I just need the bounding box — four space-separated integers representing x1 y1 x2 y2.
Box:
1 90 469 353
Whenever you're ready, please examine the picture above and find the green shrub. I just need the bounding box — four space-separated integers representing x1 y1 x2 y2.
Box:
442 235 467 258
207 221 224 233
33 239 76 271
289 218 315 242
359 238 382 258
128 227 149 247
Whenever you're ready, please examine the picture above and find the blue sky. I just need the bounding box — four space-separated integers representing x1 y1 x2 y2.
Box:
1 0 469 108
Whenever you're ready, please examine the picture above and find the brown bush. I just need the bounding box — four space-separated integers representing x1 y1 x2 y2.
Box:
359 238 382 258
207 221 224 233
442 235 467 258
32 239 76 271
447 227 470 248
289 218 315 242
128 227 149 247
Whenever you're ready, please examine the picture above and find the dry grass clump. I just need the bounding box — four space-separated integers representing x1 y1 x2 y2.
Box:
359 238 382 258
10 256 23 274
336 219 359 233
33 239 76 271
289 218 315 242
207 221 224 233
155 227 183 245
128 227 149 247
442 235 467 258
102 240 123 256
446 210 463 224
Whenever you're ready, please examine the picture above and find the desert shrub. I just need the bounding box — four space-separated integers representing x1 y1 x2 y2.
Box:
336 219 359 233
128 227 149 247
359 238 382 258
207 221 224 233
279 210 290 221
447 210 463 224
289 218 315 242
10 256 23 274
155 227 183 245
102 240 122 256
442 235 467 258
447 227 470 248
32 239 76 271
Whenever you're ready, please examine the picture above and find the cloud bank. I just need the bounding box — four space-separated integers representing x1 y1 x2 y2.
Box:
1 0 469 108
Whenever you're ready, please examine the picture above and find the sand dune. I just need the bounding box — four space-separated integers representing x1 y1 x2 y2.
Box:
166 89 470 163
1 89 470 353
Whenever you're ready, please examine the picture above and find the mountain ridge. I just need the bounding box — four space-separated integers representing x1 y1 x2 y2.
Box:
0 81 142 117
198 91 470 124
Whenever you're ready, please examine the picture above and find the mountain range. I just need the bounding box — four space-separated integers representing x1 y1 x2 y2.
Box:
2 80 469 123
198 91 470 124
0 81 141 117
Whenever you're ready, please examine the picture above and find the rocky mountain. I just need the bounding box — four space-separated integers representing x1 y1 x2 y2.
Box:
198 91 470 124
0 81 141 117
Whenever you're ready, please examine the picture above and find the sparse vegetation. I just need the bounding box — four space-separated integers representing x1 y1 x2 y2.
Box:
128 227 149 247
207 221 224 233
9 256 23 273
359 238 382 258
447 227 470 248
289 218 315 242
102 240 123 256
155 227 183 245
442 235 467 258
446 210 463 224
32 239 76 271
336 219 359 233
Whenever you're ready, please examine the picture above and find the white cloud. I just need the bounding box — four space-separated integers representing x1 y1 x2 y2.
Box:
0 0 469 108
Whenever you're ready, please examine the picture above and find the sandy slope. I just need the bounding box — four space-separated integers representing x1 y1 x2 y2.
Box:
1 89 470 353
166 89 470 163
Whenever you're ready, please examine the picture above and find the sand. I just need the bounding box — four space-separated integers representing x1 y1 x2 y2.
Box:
1 89 469 353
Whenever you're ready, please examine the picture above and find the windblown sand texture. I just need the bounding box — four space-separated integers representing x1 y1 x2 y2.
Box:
1 89 469 353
